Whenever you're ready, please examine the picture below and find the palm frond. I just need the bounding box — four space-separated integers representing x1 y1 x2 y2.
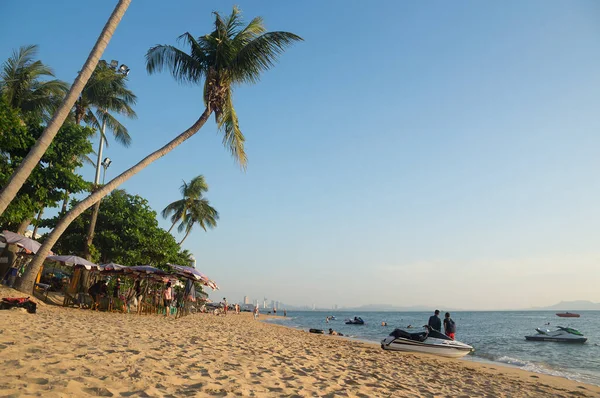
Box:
230 31 303 84
96 110 132 146
217 90 247 167
146 45 205 84
161 199 186 220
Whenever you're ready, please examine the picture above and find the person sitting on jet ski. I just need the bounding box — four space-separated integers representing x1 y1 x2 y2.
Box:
428 310 442 332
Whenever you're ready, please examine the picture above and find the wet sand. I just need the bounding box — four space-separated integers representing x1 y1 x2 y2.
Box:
0 287 598 397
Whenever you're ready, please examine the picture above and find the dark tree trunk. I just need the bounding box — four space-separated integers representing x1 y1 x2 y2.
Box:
83 199 101 260
32 207 44 238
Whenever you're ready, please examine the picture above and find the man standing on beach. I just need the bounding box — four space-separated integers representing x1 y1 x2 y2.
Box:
223 298 228 315
428 310 442 331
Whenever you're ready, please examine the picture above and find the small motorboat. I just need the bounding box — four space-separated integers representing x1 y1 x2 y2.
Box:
525 326 587 343
345 317 365 325
556 312 580 318
309 328 324 334
381 327 473 358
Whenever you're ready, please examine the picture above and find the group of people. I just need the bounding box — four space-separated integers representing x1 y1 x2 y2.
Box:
87 278 177 315
428 309 456 339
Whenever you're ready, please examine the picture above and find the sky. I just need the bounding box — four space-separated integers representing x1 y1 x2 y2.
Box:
2 1 600 310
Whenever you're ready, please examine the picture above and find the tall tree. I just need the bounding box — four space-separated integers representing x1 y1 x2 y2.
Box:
0 0 131 217
0 98 94 232
44 190 191 267
15 6 301 294
177 198 218 245
162 175 209 233
0 45 69 120
74 60 137 259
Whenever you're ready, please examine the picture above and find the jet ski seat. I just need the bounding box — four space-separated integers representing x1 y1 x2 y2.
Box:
390 328 428 342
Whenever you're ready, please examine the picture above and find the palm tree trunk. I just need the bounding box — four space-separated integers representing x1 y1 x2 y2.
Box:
32 207 44 238
0 0 131 217
178 228 192 245
61 191 70 214
14 107 212 294
167 220 177 233
17 217 32 235
83 200 101 260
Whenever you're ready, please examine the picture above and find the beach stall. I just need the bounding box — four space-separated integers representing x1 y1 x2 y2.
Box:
166 263 219 317
45 255 100 307
0 230 53 292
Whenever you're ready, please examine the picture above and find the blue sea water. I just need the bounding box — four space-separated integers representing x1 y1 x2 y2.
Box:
266 310 600 385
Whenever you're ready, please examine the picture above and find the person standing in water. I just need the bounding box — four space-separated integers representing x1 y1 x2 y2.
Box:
443 312 456 339
428 309 442 332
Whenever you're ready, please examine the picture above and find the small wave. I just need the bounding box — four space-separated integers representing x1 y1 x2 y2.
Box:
475 354 584 382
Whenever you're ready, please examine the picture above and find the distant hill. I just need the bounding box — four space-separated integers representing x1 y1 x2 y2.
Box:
533 300 600 311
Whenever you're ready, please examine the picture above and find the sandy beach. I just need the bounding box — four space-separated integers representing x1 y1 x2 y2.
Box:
0 288 598 397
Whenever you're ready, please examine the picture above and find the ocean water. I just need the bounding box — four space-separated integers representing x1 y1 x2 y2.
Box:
265 310 600 385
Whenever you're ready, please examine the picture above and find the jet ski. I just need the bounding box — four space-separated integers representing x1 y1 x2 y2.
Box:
345 317 365 325
381 326 473 358
525 326 587 343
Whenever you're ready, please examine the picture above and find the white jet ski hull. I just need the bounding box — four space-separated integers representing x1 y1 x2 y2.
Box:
381 335 473 359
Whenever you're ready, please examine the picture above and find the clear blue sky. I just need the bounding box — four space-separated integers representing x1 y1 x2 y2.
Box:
2 1 600 309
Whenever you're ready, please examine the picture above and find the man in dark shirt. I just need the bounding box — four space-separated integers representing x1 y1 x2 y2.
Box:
443 312 456 339
428 309 442 331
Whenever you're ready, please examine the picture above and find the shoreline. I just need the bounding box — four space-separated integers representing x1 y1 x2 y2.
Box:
1 289 599 397
262 316 600 388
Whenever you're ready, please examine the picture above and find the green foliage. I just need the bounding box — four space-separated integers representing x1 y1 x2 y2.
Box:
161 175 219 244
46 190 192 267
146 7 303 168
0 98 93 230
0 44 69 121
74 60 137 146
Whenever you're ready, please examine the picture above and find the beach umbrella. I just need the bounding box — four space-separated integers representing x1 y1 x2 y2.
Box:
1 230 53 255
126 265 166 274
166 263 219 290
100 263 128 272
46 255 98 270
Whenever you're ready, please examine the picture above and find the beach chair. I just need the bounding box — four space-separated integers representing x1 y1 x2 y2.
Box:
34 283 50 303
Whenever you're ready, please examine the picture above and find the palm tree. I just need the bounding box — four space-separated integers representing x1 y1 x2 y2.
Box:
74 60 137 144
14 7 301 294
177 198 218 245
0 0 131 217
162 175 209 233
0 44 69 120
75 60 137 259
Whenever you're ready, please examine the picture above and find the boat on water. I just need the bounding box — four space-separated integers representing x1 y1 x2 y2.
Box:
345 317 365 325
381 327 473 358
525 326 587 343
556 312 580 318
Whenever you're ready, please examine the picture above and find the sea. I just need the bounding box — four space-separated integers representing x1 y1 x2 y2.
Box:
265 310 600 386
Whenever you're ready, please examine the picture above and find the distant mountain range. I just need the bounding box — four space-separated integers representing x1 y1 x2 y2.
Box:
532 300 600 311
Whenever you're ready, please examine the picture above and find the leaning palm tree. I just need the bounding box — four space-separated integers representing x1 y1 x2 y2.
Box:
162 175 209 233
0 44 69 120
0 0 131 217
177 198 219 245
15 7 301 294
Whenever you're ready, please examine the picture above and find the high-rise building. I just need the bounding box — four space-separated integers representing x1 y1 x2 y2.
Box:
270 300 275 309
243 296 250 305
